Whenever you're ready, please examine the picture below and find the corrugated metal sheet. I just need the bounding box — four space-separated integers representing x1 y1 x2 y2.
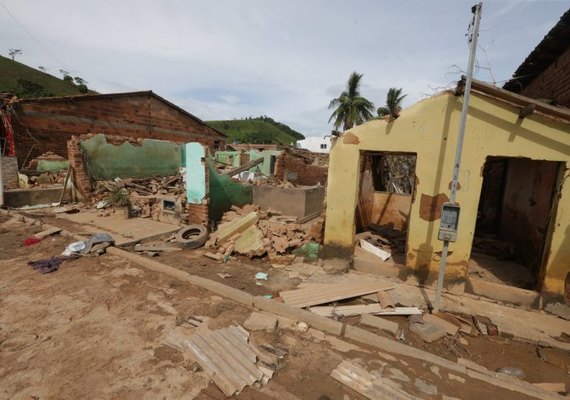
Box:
331 360 417 400
185 325 270 397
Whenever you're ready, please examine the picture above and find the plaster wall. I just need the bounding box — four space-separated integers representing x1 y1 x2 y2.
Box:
370 192 412 231
324 91 570 298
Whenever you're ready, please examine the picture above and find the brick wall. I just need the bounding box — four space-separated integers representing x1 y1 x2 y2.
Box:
9 93 226 168
1 156 18 189
519 47 570 108
67 136 92 200
274 152 328 186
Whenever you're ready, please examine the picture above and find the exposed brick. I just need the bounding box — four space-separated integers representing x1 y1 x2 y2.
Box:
274 152 328 186
519 47 570 108
8 93 226 168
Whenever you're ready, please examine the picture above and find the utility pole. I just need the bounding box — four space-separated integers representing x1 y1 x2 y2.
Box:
433 2 483 313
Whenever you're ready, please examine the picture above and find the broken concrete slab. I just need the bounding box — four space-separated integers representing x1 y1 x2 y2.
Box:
423 313 459 335
359 314 400 335
234 225 266 256
467 276 540 308
243 311 277 332
212 212 259 245
410 322 447 343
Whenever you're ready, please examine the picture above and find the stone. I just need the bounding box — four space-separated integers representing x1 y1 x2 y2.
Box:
360 314 400 335
414 378 438 396
410 322 446 343
448 373 465 383
423 313 459 335
243 311 277 332
430 365 441 377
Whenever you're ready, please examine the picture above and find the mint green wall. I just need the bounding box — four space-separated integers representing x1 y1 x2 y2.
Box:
213 149 281 176
184 143 207 204
207 160 253 222
37 159 69 172
82 134 182 179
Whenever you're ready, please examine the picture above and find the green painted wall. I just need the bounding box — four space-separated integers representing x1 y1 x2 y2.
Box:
208 160 253 222
213 149 281 176
37 159 69 172
81 134 182 179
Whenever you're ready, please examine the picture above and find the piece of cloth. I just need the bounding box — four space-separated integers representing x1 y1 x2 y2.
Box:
61 241 86 256
23 237 43 246
27 255 79 274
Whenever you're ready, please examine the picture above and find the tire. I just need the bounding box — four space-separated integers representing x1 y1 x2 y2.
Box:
175 225 209 249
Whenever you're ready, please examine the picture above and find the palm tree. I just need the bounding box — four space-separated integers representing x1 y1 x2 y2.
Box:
377 87 407 118
328 72 375 131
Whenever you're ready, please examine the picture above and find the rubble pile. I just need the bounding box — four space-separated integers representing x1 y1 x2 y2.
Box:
90 174 187 220
357 224 406 256
205 204 323 262
24 170 67 187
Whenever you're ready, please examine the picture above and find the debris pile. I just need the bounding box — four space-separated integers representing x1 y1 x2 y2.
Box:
357 224 407 258
90 174 187 221
205 204 323 262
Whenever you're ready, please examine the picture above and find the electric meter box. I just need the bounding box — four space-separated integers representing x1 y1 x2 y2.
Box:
438 202 460 242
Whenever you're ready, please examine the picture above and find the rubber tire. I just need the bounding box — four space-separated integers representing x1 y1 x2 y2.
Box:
175 225 209 249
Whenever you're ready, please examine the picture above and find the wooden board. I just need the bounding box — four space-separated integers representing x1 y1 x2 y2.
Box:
33 227 62 239
309 304 421 317
280 281 395 308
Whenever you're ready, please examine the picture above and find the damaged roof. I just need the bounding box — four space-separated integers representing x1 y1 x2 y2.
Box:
458 77 570 124
12 90 227 137
503 8 570 93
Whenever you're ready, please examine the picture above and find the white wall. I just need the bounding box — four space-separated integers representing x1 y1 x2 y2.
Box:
296 136 332 153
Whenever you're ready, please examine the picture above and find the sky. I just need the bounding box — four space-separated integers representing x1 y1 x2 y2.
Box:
1 1 568 137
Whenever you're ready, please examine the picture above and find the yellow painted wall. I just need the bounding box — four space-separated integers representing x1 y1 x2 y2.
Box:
324 91 570 296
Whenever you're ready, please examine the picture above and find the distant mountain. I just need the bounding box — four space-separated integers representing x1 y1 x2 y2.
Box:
0 56 95 98
207 116 305 145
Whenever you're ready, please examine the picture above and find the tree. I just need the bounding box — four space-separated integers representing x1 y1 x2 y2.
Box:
8 49 22 60
328 71 375 131
38 66 47 72
377 87 407 119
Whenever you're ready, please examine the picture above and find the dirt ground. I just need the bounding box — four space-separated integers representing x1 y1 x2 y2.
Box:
1 214 567 399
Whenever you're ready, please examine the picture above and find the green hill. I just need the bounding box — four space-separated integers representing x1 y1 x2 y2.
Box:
0 56 94 98
207 116 305 145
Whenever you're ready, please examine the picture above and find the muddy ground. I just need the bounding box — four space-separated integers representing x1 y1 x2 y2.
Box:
1 214 567 399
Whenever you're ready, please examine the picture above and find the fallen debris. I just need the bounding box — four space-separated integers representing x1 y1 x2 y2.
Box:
423 313 459 336
410 321 447 343
205 204 324 260
33 227 62 239
331 359 416 400
360 238 391 261
183 325 275 396
280 281 395 308
532 383 566 394
310 304 422 318
360 314 400 335
243 312 277 332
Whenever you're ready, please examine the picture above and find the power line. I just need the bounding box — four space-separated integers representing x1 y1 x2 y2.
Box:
0 2 67 69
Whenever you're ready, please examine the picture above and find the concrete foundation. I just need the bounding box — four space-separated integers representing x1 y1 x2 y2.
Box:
253 185 325 218
4 187 63 208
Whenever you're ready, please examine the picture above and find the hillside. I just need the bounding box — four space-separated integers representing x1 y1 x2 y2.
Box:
0 56 93 98
207 116 305 145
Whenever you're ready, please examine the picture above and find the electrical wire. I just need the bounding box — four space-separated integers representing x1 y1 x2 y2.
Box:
0 2 67 69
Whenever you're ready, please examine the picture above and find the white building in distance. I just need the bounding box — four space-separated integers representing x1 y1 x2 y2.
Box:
296 135 333 153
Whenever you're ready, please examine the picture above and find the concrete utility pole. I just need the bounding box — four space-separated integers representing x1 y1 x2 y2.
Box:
433 2 483 313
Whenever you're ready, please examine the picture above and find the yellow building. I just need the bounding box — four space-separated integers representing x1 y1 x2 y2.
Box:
323 80 570 306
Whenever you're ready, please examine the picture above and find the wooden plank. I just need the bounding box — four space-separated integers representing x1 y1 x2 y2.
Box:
280 281 395 308
309 304 421 317
134 244 182 252
33 227 62 239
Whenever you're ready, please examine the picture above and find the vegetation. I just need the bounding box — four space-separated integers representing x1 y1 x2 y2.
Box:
8 49 22 61
0 56 95 98
328 71 375 131
377 87 407 118
207 116 305 145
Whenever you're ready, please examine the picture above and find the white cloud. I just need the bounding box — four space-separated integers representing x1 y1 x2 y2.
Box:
1 0 567 137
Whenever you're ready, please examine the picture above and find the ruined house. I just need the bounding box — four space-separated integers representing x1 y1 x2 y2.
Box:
0 91 227 168
323 79 570 310
503 8 570 107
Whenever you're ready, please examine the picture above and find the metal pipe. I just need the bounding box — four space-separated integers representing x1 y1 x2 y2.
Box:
434 2 483 313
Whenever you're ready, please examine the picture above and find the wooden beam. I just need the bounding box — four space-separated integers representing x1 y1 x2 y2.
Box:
519 103 536 119
222 157 264 176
